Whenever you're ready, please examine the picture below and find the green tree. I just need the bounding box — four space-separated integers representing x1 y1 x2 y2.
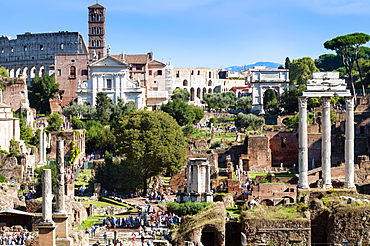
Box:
279 87 302 113
324 32 370 95
203 92 237 110
46 112 63 132
71 116 85 129
84 120 104 154
0 67 9 77
161 99 195 126
115 110 187 195
28 74 59 114
285 57 291 69
14 113 34 144
62 102 96 119
68 141 80 166
236 96 252 110
171 88 190 102
315 54 342 71
263 89 278 112
95 92 114 125
289 57 319 87
34 165 57 197
95 125 116 153
234 113 265 130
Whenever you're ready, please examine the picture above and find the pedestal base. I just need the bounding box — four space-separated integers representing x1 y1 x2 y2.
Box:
37 223 56 246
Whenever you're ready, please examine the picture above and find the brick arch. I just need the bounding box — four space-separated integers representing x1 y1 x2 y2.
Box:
260 199 274 206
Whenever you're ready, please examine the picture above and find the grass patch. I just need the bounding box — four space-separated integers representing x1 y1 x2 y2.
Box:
247 173 266 180
243 205 305 220
275 173 297 178
81 201 124 208
79 169 92 176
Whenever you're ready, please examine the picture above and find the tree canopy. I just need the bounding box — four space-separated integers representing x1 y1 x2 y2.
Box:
289 57 319 87
0 67 9 78
160 99 203 126
46 112 63 132
115 110 187 195
203 92 237 109
324 32 370 95
234 113 265 130
28 74 59 114
171 88 190 102
236 96 252 110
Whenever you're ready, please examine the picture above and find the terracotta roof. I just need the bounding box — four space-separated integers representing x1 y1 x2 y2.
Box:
111 54 124 61
124 54 148 64
88 3 105 9
149 60 166 67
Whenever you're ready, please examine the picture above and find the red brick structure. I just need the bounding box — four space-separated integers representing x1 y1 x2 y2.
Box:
244 135 271 172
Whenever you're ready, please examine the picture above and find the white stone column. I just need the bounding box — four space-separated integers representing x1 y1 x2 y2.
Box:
38 121 46 166
298 97 309 189
196 164 201 193
345 97 356 188
186 163 191 193
55 140 66 214
322 97 332 189
205 164 211 193
42 169 54 224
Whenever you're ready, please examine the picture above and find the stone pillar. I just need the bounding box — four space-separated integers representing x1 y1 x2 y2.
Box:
42 169 53 224
186 163 192 193
205 164 210 192
298 97 309 189
55 140 66 214
196 164 201 193
345 97 356 188
322 97 332 189
38 121 46 166
37 169 55 246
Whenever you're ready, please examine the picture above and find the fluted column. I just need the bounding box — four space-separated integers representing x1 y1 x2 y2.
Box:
345 97 355 188
322 97 332 189
38 121 46 166
298 97 309 189
55 140 66 214
42 169 54 224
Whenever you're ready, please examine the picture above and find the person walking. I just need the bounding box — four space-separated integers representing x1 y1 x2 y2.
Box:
103 232 107 244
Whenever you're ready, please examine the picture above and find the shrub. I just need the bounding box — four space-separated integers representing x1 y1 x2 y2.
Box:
166 201 212 216
0 174 6 183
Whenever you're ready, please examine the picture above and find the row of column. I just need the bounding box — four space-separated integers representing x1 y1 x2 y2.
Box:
298 97 355 189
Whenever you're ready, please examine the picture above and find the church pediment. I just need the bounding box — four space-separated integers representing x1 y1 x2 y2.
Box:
90 55 129 68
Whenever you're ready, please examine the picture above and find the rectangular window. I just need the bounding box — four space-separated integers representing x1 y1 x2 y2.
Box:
153 87 158 91
58 69 61 76
107 79 112 89
24 46 27 51
149 70 152 75
157 70 162 76
81 70 88 76
40 45 44 51
136 65 143 71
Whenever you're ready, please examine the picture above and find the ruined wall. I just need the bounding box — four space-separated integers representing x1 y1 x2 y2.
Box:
267 130 298 167
1 79 28 112
241 218 311 245
244 135 271 172
48 130 85 163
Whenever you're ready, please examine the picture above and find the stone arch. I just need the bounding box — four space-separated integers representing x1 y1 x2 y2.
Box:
9 68 15 78
260 199 274 206
39 66 45 77
30 67 36 79
208 88 212 94
201 225 221 246
197 88 201 99
282 196 295 204
183 79 188 86
202 88 207 98
22 67 29 79
190 88 195 101
15 68 21 78
208 80 212 86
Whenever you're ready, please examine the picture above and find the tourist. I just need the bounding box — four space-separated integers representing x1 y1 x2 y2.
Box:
91 226 96 236
103 232 107 244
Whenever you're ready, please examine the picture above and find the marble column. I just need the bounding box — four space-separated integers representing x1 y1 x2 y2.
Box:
55 140 66 214
38 121 46 166
298 97 309 189
186 163 192 193
322 97 332 189
42 169 54 224
205 164 210 193
345 97 356 188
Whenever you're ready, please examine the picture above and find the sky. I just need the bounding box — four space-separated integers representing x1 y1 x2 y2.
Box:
2 0 370 69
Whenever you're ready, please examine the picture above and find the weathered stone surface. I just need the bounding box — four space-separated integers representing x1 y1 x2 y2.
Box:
26 199 42 213
0 183 23 210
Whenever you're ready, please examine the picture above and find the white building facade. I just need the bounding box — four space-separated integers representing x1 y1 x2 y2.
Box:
77 55 143 109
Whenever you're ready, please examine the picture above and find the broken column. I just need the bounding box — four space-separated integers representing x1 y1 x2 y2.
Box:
38 121 46 166
322 97 332 189
53 140 72 245
298 97 309 189
37 169 56 246
345 97 355 188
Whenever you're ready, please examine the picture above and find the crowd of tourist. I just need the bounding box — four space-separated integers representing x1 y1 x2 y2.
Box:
0 232 35 245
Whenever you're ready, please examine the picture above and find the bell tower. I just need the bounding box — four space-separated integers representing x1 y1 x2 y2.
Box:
88 3 106 61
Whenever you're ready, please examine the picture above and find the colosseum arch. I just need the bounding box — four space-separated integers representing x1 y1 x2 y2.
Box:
190 88 195 101
15 68 21 78
22 67 29 79
30 67 36 79
208 80 212 86
208 88 212 94
202 88 207 98
39 66 45 77
183 79 188 86
9 68 15 78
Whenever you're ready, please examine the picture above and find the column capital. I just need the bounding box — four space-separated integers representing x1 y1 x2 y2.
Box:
298 97 308 108
345 97 355 109
322 97 331 108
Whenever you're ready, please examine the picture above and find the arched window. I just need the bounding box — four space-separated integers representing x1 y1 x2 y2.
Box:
197 88 201 99
92 15 96 21
97 15 101 21
208 80 212 86
97 40 101 47
183 80 188 86
70 66 76 79
97 28 101 34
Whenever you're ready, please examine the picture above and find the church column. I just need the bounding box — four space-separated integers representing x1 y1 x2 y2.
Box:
298 97 309 189
345 97 356 188
322 97 332 189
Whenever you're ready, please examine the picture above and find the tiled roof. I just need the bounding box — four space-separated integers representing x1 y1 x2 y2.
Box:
149 60 166 67
88 3 105 9
124 55 148 64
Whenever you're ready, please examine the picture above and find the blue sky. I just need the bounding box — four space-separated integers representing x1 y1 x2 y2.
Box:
2 0 370 69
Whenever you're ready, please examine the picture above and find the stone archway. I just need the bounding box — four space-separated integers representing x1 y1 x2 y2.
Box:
201 225 221 246
9 68 15 78
30 67 36 79
260 199 274 206
15 68 21 78
22 67 29 79
190 87 195 101
39 66 45 77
